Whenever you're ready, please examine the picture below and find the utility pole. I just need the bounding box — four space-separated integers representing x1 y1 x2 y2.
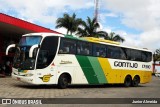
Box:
94 0 99 23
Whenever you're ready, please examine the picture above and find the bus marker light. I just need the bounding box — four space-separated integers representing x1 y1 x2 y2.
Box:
51 63 55 66
17 77 20 81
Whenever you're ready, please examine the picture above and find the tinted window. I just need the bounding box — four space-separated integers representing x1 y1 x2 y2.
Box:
37 37 58 69
93 44 106 57
130 50 141 61
123 48 131 60
77 41 92 55
58 38 76 54
107 46 126 59
142 51 152 62
19 36 41 46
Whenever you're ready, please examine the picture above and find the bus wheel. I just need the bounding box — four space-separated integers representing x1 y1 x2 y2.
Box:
58 74 69 89
132 76 140 87
124 75 132 87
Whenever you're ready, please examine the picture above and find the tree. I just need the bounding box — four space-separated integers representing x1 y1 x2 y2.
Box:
105 32 125 43
56 13 82 35
153 49 160 73
76 17 107 38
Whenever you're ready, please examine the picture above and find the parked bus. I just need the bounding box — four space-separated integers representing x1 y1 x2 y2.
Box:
6 33 152 88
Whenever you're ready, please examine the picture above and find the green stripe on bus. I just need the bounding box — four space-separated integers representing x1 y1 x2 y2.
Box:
64 35 87 41
76 55 99 84
88 57 107 83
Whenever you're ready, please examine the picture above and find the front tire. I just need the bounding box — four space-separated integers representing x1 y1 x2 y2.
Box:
58 74 69 89
124 75 132 87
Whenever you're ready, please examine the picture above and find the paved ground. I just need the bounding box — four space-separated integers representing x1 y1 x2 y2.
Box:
0 76 160 107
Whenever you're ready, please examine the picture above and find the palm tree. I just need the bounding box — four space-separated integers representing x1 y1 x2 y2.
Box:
56 13 82 35
153 49 160 73
76 17 107 38
105 32 125 43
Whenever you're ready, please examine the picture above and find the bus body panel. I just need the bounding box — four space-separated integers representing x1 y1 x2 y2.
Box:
54 54 88 84
12 55 152 85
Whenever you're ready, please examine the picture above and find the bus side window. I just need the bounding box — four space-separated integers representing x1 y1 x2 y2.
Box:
146 52 152 62
130 50 136 61
107 46 126 59
99 45 106 57
59 38 76 54
113 48 119 59
107 46 112 58
130 50 141 61
85 42 92 55
77 46 80 54
142 51 152 62
142 51 147 62
124 48 131 60
120 48 127 60
77 41 92 56
93 44 100 57
76 42 82 54
64 47 70 53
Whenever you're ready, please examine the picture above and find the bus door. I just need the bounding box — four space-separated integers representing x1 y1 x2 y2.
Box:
35 36 59 84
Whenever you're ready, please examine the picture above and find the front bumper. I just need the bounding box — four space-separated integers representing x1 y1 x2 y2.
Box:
12 73 35 84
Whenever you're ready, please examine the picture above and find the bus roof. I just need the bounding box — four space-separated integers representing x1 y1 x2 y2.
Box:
23 32 64 38
64 35 152 52
65 35 152 52
22 33 152 52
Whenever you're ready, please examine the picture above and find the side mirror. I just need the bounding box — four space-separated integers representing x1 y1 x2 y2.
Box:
6 44 16 55
29 44 39 58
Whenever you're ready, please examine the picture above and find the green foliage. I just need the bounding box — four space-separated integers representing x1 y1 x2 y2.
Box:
76 17 108 38
55 13 125 43
153 49 160 62
106 32 125 43
56 13 83 35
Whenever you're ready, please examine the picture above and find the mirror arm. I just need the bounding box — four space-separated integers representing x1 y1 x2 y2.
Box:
29 44 39 58
6 44 16 55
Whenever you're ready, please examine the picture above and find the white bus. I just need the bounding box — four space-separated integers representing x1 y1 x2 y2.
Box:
6 33 152 88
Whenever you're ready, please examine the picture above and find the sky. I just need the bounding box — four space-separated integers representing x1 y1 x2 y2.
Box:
1 0 160 52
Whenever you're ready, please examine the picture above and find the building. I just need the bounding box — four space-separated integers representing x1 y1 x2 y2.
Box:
0 13 60 64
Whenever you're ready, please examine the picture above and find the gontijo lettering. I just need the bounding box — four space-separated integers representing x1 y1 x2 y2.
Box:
114 61 138 68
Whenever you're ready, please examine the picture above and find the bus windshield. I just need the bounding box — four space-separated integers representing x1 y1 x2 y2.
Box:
13 36 42 70
19 36 41 46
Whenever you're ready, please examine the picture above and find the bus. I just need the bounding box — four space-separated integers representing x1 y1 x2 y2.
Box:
6 33 152 89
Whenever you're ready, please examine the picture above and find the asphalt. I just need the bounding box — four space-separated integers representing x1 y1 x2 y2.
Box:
0 76 160 107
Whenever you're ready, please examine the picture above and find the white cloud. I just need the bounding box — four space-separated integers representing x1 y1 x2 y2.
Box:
100 13 118 18
53 27 67 34
99 12 118 24
1 0 160 51
98 0 160 51
139 29 160 51
119 29 160 52
0 0 93 25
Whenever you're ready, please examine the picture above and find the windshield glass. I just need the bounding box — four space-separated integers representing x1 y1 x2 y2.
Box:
19 36 41 46
13 36 41 70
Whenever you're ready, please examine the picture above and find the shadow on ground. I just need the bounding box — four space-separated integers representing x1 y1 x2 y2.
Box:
12 83 146 89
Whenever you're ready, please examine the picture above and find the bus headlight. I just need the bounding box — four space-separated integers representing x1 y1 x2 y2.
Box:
25 73 34 77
